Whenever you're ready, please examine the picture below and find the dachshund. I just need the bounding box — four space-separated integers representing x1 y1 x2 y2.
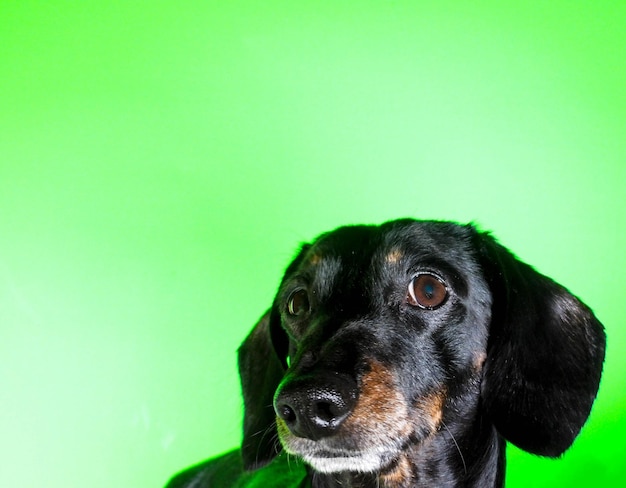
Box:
166 219 606 488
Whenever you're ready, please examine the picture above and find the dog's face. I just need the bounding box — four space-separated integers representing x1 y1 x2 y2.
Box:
238 219 605 484
273 220 491 473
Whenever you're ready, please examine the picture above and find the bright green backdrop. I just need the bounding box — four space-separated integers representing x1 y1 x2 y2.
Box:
1 1 624 487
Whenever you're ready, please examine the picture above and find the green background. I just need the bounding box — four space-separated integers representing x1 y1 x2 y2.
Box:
1 1 624 486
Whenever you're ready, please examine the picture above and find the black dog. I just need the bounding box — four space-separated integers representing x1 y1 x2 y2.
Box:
167 219 605 488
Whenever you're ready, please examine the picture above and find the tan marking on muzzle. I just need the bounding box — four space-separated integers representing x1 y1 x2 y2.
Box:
342 360 411 439
380 455 413 488
416 387 447 433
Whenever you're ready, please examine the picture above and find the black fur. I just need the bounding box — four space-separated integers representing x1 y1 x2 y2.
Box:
166 219 605 488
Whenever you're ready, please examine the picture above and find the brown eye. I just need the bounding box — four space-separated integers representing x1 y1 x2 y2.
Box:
407 274 448 309
287 289 310 316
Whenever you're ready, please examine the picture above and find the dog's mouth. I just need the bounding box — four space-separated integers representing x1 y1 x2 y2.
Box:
274 361 447 474
282 438 402 474
276 415 413 474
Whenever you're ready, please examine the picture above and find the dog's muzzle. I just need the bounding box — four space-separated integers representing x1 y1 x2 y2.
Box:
274 372 358 441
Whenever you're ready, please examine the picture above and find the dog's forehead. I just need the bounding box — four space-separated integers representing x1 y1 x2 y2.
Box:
291 221 477 294
379 220 476 264
304 225 379 265
304 220 472 265
294 226 377 294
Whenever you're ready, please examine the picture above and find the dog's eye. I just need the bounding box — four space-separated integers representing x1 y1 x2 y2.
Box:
287 289 310 316
407 274 448 309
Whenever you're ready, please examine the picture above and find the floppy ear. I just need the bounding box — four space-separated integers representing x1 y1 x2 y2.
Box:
237 244 310 470
238 308 289 470
474 230 606 457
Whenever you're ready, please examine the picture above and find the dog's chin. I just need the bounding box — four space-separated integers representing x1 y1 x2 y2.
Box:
276 418 415 474
282 440 400 474
300 450 389 474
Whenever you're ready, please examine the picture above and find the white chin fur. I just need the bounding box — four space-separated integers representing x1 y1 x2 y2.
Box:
301 450 388 474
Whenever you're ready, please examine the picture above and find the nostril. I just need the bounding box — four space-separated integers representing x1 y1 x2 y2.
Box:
274 374 358 441
277 402 297 423
314 401 334 423
312 396 349 426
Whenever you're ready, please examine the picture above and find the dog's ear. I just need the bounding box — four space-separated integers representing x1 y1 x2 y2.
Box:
237 244 310 470
237 308 288 470
474 230 606 457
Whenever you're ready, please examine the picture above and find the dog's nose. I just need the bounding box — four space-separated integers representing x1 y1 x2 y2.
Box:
274 374 358 441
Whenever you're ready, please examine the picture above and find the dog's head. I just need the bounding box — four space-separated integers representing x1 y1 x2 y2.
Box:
238 219 605 475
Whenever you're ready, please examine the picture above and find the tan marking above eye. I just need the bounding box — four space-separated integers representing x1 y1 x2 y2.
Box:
473 352 487 372
308 253 324 265
385 248 404 264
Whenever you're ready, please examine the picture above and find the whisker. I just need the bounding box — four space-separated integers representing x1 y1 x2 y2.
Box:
441 420 467 474
249 419 282 467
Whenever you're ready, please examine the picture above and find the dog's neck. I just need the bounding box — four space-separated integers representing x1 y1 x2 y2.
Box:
307 415 504 488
